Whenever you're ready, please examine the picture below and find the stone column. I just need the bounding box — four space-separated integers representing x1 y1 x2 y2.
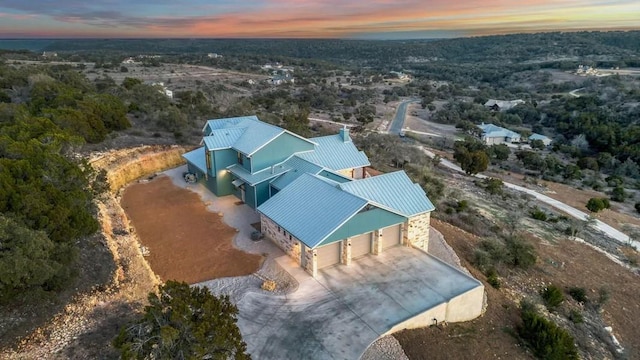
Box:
341 239 352 265
310 249 318 278
373 229 383 255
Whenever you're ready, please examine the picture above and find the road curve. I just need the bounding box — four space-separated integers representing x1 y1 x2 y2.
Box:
420 147 638 250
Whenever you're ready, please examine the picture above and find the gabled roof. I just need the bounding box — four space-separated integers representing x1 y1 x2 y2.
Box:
338 171 435 217
182 146 207 173
297 134 370 171
257 174 368 249
270 155 323 190
203 116 314 156
478 123 521 139
203 128 246 150
529 133 550 141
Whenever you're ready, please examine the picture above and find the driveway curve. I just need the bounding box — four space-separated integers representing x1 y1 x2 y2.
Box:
420 147 638 250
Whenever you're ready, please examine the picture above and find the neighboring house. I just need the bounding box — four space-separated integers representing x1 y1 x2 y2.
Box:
122 57 137 64
478 123 522 145
270 74 294 85
529 133 552 146
207 53 222 58
183 116 435 277
390 71 411 81
151 82 173 99
484 99 525 111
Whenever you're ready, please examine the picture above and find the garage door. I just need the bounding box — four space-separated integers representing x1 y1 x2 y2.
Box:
351 232 372 258
317 242 341 269
382 224 402 249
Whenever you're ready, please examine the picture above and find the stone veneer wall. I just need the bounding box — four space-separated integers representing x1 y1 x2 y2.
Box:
404 212 431 252
261 215 301 264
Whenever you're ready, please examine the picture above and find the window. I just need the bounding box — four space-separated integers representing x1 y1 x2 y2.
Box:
237 152 243 165
289 234 292 241
205 152 211 170
277 226 281 233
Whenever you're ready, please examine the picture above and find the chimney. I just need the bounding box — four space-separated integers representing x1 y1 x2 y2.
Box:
339 126 350 142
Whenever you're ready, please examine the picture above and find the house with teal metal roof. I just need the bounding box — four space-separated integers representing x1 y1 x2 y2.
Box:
478 122 522 145
184 116 435 277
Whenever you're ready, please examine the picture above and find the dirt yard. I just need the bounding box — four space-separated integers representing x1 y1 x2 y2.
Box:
121 175 262 284
396 219 640 359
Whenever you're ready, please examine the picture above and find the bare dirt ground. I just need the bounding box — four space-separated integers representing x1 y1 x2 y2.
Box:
121 176 262 284
396 218 640 360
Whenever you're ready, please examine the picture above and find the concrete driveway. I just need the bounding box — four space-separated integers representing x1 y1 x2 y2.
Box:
237 247 482 360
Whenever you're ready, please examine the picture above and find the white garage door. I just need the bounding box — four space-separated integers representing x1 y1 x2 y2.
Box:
382 224 402 249
317 242 341 269
351 232 372 258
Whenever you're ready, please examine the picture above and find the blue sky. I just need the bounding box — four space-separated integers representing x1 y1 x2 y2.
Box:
0 0 638 38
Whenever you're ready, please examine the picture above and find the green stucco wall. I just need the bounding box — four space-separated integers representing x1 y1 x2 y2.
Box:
251 133 314 172
319 208 406 246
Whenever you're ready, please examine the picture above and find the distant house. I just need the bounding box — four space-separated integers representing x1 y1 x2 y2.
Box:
151 82 173 99
182 116 435 277
42 51 57 58
270 73 294 85
529 133 552 146
478 123 521 145
207 53 222 58
390 71 411 81
484 99 525 112
122 57 137 64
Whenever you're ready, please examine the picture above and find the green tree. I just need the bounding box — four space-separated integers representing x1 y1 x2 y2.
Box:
454 142 489 175
530 139 545 150
586 198 610 212
114 281 250 360
0 215 60 301
518 304 578 360
610 186 625 202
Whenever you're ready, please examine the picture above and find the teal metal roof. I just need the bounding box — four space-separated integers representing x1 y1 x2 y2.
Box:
270 155 323 190
182 146 207 173
529 133 550 141
203 116 260 133
339 171 435 217
257 174 368 249
203 128 246 150
227 164 289 185
233 121 285 156
478 123 521 140
297 134 370 171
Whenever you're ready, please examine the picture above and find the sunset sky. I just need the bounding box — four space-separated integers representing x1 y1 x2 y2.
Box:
0 0 638 39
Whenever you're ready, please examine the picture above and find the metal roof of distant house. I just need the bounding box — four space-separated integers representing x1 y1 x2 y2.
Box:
257 174 368 249
270 155 324 190
529 133 551 141
484 99 525 111
202 115 314 156
297 134 370 171
478 123 521 140
338 171 435 217
182 146 207 173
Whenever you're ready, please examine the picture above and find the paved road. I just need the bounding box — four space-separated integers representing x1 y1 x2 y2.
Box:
420 147 638 250
388 99 418 134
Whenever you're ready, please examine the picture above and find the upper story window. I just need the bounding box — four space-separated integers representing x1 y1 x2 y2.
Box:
237 152 243 165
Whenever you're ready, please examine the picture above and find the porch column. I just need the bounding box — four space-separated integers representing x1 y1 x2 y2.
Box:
341 238 352 265
373 229 383 255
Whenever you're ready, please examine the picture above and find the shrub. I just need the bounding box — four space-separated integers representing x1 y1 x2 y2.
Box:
586 197 610 212
569 309 584 324
541 284 565 309
568 287 587 303
484 177 504 195
505 236 537 269
518 307 579 360
456 200 469 213
610 186 626 202
485 268 501 289
530 207 548 221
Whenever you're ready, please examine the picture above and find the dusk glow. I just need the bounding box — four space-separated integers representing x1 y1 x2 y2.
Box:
0 0 638 39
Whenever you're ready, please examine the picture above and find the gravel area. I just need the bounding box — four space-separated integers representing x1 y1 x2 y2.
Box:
427 227 471 275
361 335 409 360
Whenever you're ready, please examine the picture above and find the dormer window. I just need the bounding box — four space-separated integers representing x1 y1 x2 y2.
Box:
237 152 243 165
